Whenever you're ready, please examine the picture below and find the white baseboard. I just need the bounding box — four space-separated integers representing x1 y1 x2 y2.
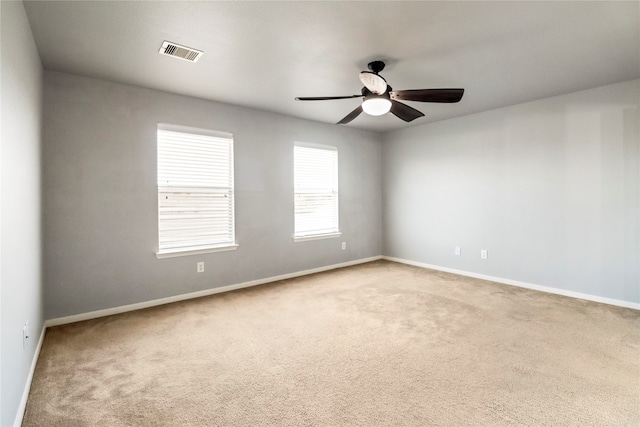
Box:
46 254 638 327
13 324 46 427
46 256 383 327
383 256 640 310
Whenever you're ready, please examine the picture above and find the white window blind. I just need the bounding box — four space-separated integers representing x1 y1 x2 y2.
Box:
294 143 339 238
157 125 235 255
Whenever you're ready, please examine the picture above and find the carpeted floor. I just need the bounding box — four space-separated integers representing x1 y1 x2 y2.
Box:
23 260 640 426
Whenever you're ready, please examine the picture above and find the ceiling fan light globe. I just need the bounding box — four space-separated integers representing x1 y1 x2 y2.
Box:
362 98 391 116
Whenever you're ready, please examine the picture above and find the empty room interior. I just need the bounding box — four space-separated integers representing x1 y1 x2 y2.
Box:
2 1 639 426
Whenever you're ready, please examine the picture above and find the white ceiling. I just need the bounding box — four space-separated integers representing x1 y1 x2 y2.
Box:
24 1 640 133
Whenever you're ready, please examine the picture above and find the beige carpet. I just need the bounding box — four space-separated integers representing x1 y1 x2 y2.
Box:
23 260 640 426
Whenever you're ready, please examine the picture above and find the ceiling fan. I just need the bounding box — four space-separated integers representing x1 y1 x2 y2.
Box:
295 60 464 124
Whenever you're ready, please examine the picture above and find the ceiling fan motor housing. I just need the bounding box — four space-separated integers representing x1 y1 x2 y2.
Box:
361 85 391 100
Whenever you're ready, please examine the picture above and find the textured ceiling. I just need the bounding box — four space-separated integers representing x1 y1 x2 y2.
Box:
24 1 640 133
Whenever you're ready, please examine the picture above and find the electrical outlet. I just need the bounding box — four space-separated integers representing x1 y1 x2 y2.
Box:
197 261 204 273
481 249 488 259
455 246 461 255
23 321 29 350
341 242 346 250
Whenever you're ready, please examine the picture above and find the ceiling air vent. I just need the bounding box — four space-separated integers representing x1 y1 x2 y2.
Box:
158 41 203 63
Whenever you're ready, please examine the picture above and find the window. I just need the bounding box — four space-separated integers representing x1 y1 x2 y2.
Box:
294 142 340 240
156 124 237 257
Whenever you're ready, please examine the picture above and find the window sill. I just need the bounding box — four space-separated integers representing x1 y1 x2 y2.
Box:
293 232 342 242
156 244 239 259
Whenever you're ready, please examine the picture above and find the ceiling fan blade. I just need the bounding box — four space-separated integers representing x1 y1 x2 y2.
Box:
390 100 425 122
359 71 387 95
337 105 363 124
390 88 464 103
295 95 361 101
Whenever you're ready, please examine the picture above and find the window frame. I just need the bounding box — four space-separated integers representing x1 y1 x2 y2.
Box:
156 123 238 259
293 141 341 242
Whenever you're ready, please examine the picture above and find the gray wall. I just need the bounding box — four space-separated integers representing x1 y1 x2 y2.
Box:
43 71 382 319
1 1 44 425
383 79 640 304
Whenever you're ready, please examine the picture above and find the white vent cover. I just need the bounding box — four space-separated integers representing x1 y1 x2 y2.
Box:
158 41 203 63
